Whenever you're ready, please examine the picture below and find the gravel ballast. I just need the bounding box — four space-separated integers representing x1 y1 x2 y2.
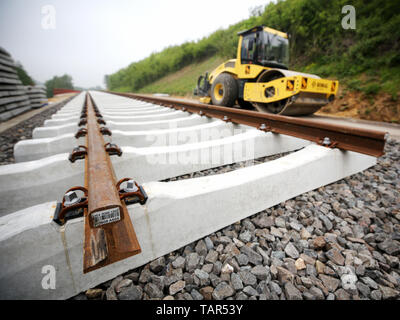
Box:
0 97 74 165
73 138 399 300
1 104 398 300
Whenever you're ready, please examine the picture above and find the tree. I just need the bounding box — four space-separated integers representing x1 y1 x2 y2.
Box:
45 74 74 97
249 5 264 17
15 62 35 86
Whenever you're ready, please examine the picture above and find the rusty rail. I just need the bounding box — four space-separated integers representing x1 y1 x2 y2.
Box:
82 93 141 273
54 93 144 273
109 91 386 157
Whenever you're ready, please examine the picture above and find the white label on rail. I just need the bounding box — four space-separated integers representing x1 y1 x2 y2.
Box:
91 207 121 227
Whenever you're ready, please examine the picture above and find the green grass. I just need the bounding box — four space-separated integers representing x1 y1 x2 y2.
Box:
302 60 400 100
136 56 225 96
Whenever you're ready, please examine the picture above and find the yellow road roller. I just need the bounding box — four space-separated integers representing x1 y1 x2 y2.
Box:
194 26 338 116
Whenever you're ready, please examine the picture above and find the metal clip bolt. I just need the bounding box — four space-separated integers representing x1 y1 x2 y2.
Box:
100 127 112 136
75 128 87 139
78 118 87 126
105 143 122 157
117 178 148 206
124 179 139 193
53 186 88 225
322 137 331 146
64 191 81 206
68 145 88 163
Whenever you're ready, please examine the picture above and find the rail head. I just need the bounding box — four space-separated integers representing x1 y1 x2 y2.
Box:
108 91 386 157
82 93 143 273
54 92 147 274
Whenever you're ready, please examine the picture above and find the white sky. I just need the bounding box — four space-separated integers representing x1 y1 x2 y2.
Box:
0 0 270 88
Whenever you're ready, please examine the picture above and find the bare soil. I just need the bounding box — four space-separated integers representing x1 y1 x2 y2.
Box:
317 87 400 124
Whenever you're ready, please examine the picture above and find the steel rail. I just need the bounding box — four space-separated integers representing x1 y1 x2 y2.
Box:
82 93 141 273
109 91 386 157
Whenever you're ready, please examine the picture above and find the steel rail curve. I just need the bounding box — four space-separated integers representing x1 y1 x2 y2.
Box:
109 91 386 157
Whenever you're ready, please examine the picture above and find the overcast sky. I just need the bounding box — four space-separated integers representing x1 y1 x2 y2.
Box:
0 0 270 88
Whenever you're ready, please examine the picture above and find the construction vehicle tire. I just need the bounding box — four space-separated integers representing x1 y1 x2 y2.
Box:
237 98 254 110
211 73 238 107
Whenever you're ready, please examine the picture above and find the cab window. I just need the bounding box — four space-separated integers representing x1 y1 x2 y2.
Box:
241 33 257 64
258 31 289 66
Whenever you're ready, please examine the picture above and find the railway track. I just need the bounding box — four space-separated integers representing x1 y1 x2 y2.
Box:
0 91 397 300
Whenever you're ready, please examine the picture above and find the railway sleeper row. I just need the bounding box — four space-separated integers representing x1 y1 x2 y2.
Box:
0 90 378 299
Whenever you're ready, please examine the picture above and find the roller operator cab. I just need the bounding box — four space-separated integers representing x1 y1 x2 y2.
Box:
194 26 339 116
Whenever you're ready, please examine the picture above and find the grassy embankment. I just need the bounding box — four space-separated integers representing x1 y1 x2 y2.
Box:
137 56 225 97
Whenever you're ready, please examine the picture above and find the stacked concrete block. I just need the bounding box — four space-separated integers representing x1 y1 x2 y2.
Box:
25 85 48 109
0 47 31 121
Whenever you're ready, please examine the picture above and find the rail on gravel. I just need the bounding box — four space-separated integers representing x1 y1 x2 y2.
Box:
0 90 383 299
110 92 386 157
